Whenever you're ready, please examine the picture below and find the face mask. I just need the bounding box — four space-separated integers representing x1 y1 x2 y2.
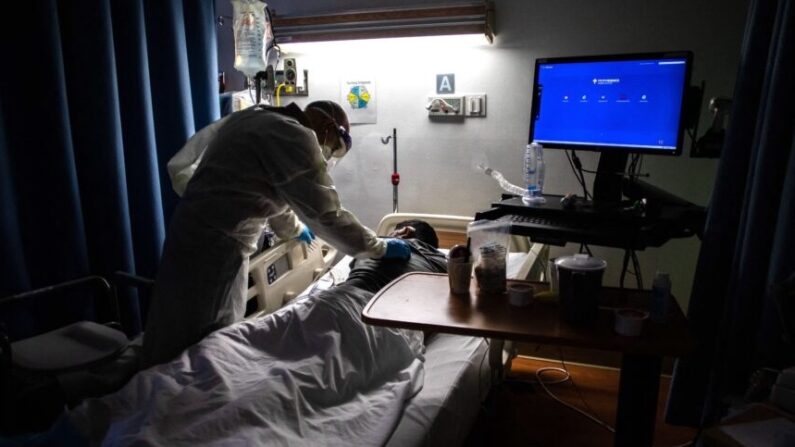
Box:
321 134 347 159
320 143 334 161
325 156 340 171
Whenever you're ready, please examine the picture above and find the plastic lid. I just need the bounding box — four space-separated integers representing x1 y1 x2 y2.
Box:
555 254 607 271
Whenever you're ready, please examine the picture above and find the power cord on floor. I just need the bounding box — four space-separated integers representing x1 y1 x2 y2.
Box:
536 367 616 433
559 348 607 428
532 352 698 447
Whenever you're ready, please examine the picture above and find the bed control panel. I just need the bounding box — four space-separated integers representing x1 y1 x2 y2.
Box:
246 239 337 317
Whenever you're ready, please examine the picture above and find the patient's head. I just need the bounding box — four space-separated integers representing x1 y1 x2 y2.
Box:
391 219 439 249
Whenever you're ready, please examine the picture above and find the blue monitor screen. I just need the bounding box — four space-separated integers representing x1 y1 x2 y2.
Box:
530 54 690 154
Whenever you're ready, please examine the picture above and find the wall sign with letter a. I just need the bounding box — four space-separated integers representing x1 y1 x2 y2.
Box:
436 74 455 94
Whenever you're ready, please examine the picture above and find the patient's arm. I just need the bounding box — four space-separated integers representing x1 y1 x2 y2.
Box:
342 240 446 294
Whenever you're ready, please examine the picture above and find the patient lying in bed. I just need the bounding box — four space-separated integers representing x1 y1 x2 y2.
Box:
344 219 447 293
26 221 449 447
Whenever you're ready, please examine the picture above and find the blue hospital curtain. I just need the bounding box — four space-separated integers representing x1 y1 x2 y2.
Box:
0 0 219 337
666 0 795 426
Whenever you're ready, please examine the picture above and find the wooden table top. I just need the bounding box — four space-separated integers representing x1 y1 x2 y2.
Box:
362 272 694 357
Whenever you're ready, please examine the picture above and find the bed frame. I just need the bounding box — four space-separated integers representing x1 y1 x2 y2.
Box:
245 240 337 317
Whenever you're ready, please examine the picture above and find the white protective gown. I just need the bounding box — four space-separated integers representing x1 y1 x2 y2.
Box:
142 105 386 366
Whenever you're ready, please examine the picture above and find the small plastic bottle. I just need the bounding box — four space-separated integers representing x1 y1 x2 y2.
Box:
650 271 671 322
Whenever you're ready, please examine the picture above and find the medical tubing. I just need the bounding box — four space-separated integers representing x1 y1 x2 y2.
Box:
479 165 527 197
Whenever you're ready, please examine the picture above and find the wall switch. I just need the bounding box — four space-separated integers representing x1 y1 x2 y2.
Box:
427 96 464 117
465 94 487 117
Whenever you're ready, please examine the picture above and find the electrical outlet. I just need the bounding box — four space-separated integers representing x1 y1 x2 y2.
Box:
426 96 464 117
464 94 487 117
283 58 297 86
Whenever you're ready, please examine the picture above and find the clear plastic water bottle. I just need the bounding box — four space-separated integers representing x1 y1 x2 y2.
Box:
650 271 671 322
523 143 545 205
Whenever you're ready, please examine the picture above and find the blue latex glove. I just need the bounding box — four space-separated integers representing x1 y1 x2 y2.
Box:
382 238 411 260
297 226 315 244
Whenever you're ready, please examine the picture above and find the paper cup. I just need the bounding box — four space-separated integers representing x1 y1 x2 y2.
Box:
614 308 649 337
447 258 472 295
508 283 534 307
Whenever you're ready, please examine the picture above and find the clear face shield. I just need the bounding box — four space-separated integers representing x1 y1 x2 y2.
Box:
322 125 352 172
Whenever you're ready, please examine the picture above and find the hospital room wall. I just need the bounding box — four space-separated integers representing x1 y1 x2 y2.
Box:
217 0 749 310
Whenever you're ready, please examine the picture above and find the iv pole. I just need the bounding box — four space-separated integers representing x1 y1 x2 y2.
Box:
381 128 399 213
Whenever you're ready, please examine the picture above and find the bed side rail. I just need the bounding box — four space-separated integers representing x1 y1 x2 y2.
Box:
246 238 337 317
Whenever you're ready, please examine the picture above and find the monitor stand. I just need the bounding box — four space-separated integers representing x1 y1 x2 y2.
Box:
592 151 629 205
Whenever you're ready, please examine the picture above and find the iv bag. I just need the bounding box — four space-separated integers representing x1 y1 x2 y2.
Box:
232 0 274 78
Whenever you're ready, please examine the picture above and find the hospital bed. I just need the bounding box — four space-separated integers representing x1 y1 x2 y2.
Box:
239 212 545 446
26 213 544 445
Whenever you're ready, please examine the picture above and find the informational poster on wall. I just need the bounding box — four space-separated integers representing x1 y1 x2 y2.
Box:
340 77 376 124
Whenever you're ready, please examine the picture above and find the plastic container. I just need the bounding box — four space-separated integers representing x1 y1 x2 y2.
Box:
447 256 472 295
467 220 511 295
555 254 607 325
614 308 649 336
523 143 546 205
650 271 671 322
474 245 507 294
547 257 559 293
508 283 534 307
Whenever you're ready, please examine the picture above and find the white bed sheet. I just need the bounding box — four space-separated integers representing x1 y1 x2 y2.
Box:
67 283 425 446
66 250 516 446
304 252 525 447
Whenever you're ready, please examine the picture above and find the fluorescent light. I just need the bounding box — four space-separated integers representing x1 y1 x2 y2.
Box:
272 2 495 45
280 34 489 54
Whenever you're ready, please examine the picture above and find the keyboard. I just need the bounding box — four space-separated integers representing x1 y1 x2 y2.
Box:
501 214 640 248
475 195 704 250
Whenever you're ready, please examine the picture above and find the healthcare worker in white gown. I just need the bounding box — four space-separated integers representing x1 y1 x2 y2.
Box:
142 100 411 366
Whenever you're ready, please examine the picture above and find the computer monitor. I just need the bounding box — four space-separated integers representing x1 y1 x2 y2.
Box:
529 51 693 202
